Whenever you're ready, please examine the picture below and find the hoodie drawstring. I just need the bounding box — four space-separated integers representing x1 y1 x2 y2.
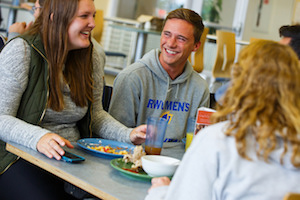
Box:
175 84 179 99
165 78 180 99
165 77 170 100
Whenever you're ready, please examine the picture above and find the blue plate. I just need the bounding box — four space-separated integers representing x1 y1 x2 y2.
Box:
181 138 186 144
77 138 135 159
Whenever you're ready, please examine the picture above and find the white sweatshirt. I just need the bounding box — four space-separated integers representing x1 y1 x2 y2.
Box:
145 121 300 200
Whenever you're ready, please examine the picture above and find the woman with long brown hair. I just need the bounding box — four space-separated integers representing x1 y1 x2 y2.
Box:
0 0 146 198
146 40 300 200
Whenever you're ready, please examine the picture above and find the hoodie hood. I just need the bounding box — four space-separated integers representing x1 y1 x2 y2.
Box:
268 139 299 170
138 49 194 85
245 131 299 170
109 48 210 142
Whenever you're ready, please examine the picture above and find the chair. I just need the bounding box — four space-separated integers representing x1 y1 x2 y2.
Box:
212 30 236 79
250 37 273 44
0 34 6 50
188 27 209 73
102 85 113 112
283 193 300 200
249 37 261 43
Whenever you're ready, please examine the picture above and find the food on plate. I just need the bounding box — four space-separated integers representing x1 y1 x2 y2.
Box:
88 145 129 155
123 145 146 171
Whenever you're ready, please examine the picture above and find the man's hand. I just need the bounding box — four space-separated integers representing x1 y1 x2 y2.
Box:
130 124 147 145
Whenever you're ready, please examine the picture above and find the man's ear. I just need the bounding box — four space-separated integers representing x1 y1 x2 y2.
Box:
192 41 201 52
50 13 54 21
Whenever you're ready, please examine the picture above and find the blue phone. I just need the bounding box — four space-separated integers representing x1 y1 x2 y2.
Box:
61 151 85 163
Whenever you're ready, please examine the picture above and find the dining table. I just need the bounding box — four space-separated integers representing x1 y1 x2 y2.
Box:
6 140 185 200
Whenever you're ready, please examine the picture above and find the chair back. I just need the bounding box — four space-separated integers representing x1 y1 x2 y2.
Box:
102 85 113 112
212 30 236 78
92 9 104 44
250 37 261 43
188 27 209 73
250 37 273 44
0 34 6 50
284 193 300 200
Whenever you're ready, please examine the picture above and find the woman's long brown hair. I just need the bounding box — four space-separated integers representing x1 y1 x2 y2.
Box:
27 0 94 111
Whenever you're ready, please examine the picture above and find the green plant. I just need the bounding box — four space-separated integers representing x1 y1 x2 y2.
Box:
201 0 223 34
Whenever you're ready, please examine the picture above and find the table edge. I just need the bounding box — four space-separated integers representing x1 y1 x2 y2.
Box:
6 143 118 200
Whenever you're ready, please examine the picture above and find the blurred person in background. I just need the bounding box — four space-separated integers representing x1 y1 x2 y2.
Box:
7 0 44 41
279 24 300 59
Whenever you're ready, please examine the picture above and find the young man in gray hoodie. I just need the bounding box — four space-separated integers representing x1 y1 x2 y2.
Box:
109 8 210 142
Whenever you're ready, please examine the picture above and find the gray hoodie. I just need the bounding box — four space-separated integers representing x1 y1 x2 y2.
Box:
109 49 210 142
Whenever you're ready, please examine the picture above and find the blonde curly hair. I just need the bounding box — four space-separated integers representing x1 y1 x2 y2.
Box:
211 40 300 167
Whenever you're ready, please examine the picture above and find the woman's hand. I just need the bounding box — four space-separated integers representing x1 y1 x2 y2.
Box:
129 124 147 145
148 177 171 192
36 133 74 160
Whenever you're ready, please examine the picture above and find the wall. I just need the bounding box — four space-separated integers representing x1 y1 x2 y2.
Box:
186 0 294 41
242 0 294 41
219 0 236 28
136 0 157 18
115 0 137 19
113 0 159 19
94 0 110 17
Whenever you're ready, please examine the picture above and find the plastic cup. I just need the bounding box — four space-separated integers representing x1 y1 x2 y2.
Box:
145 117 168 155
185 118 196 151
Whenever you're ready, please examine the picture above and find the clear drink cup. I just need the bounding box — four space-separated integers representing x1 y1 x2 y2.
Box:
145 117 168 155
185 118 196 151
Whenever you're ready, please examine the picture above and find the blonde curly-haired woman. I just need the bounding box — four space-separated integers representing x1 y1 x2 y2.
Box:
146 40 300 200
